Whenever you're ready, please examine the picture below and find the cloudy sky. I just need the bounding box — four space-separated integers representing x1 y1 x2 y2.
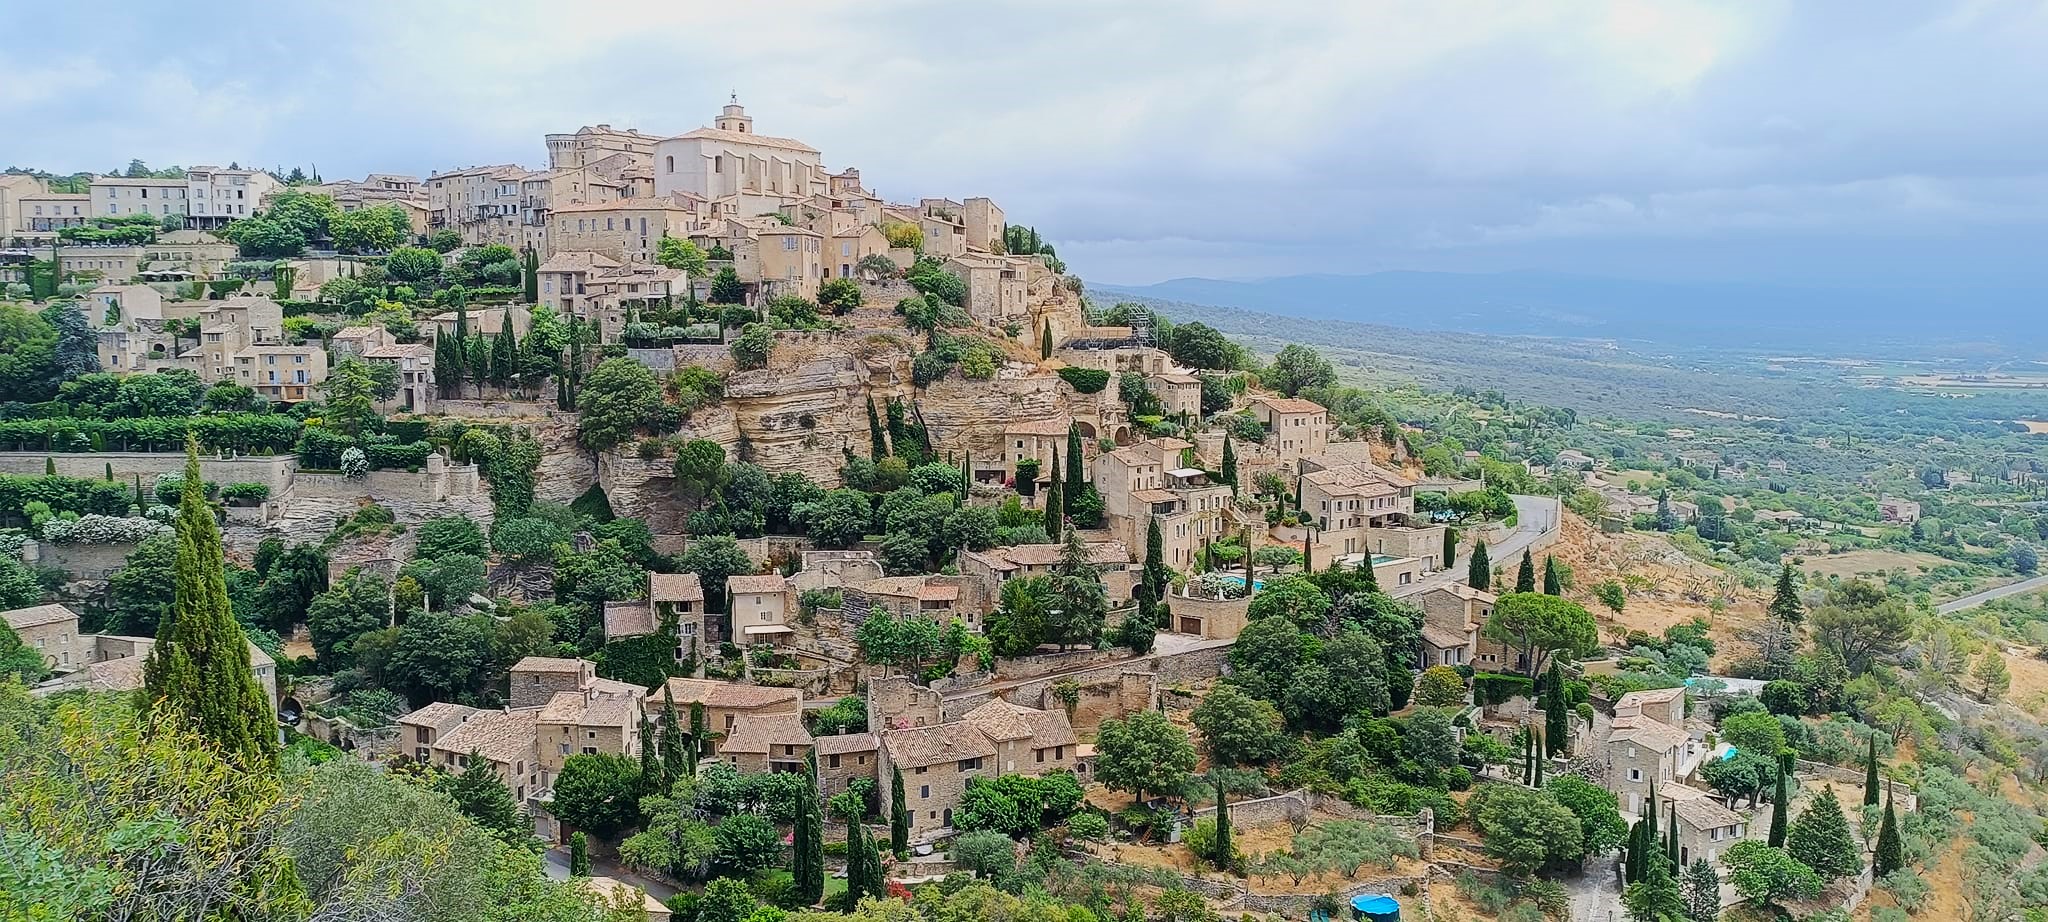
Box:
6 0 2046 288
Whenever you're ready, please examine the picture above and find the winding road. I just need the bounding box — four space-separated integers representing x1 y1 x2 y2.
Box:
1937 573 2048 614
1391 494 1561 598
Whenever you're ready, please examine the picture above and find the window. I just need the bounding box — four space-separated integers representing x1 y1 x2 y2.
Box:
582 746 596 755
919 785 930 799
914 766 926 775
666 156 674 172
1629 768 1642 782
828 754 840 768
959 757 981 771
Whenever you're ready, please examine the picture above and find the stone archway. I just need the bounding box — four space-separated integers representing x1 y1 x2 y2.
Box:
1113 425 1133 446
1073 420 1097 441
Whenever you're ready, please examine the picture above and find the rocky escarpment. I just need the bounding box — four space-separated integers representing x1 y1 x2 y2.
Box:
723 352 870 486
597 407 740 528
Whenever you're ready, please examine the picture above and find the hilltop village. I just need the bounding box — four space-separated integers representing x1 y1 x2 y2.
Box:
0 102 1931 922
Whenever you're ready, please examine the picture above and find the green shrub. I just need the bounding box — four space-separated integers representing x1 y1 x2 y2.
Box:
1067 812 1110 841
1472 672 1535 705
1056 367 1110 393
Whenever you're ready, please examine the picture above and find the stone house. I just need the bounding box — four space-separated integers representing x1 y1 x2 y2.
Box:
944 252 1029 325
185 166 279 230
426 708 543 802
398 701 480 763
815 732 880 796
857 575 968 627
877 697 1079 842
605 572 706 660
1093 438 1229 573
87 285 165 329
89 176 189 220
652 677 802 747
959 541 1135 608
1003 416 1072 481
1248 395 1330 462
550 198 706 265
1879 497 1921 523
720 713 814 774
654 99 827 211
756 225 822 302
534 674 646 783
961 197 1005 253
537 251 625 330
233 343 327 403
726 574 794 646
3 604 83 670
1147 372 1203 419
1600 687 1695 817
1662 784 1749 867
1414 584 1491 669
789 550 884 593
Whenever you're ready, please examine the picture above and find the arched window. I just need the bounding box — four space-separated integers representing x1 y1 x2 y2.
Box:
665 155 674 173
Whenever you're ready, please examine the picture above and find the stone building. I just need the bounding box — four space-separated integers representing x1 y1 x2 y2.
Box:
877 698 1079 842
1249 395 1330 462
856 575 968 626
1414 584 1491 669
651 677 802 745
726 574 794 646
1599 687 1697 817
720 713 814 774
1092 438 1230 573
959 541 1135 609
654 98 826 214
814 732 880 795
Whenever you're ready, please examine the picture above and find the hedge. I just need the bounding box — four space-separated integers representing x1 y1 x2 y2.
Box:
0 474 135 522
1057 367 1111 394
0 415 302 455
1472 672 1535 706
364 441 434 471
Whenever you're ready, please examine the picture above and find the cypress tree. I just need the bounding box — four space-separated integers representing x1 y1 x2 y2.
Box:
889 766 909 858
1767 750 1792 847
687 701 706 775
1046 449 1064 539
1624 818 1647 883
867 396 887 460
141 436 276 767
961 452 972 497
1543 661 1569 756
1065 423 1084 503
569 831 590 877
793 753 825 905
1442 526 1457 569
1357 554 1380 592
1666 803 1679 869
1302 532 1313 574
1040 319 1053 360
1213 774 1232 870
1533 729 1545 785
637 715 660 793
491 309 518 390
1864 733 1880 806
104 461 114 481
1516 549 1536 593
435 332 460 397
659 686 685 789
1468 540 1491 589
522 247 540 304
1645 778 1659 849
1874 793 1903 876
1769 562 1803 623
1220 435 1237 493
45 457 55 475
467 336 491 394
1542 555 1561 595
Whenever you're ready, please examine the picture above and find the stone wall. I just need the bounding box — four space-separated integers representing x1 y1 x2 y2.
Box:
291 458 483 505
1165 593 1249 640
21 539 138 580
0 451 297 493
671 344 735 373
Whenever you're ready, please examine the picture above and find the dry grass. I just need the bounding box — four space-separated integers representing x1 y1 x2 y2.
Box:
1543 511 1767 663
1801 549 1956 579
2017 420 2048 435
2000 648 2048 718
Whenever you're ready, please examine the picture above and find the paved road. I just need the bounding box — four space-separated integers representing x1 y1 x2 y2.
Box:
540 845 680 902
1938 572 2048 614
1393 494 1561 598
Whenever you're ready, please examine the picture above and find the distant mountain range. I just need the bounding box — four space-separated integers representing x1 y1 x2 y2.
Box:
1094 270 2041 352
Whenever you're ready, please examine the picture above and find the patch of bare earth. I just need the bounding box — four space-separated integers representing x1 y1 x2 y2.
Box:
1544 512 1767 664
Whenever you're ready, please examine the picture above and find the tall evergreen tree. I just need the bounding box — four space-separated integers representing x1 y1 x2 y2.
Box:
1681 858 1721 922
1767 750 1792 847
637 715 660 793
1533 730 1545 785
490 310 518 389
1786 785 1861 880
1357 554 1380 592
569 831 590 877
1542 555 1562 595
1515 549 1536 593
1542 661 1569 755
1302 532 1313 574
889 766 909 858
141 437 277 767
1624 844 1684 922
522 247 540 304
866 396 887 460
793 753 825 905
1864 733 1880 806
687 701 706 775
1040 319 1053 360
659 686 685 790
1212 774 1232 870
1666 803 1679 869
1874 793 1903 876
435 332 461 397
1220 435 1237 493
445 750 528 844
1468 540 1491 590
1065 423 1085 505
1769 562 1803 623
1046 449 1064 540
1624 818 1648 883
467 336 491 394
1442 526 1457 569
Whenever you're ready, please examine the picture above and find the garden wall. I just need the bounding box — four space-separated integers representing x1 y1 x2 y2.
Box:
0 451 297 493
21 539 138 580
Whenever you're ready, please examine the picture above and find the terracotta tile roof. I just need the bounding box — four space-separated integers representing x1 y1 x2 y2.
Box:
1004 416 1071 437
333 326 378 339
538 251 623 273
1434 584 1498 603
859 576 959 602
667 127 820 154
655 678 800 711
720 713 814 754
1619 687 1685 707
1252 395 1326 415
726 575 788 595
400 701 480 733
1669 791 1745 831
881 722 996 768
1606 715 1689 752
1301 465 1400 497
960 699 1035 741
1132 489 1180 505
1421 625 1473 650
814 732 878 756
1151 372 1200 385
603 601 655 638
512 656 586 674
433 708 538 764
991 541 1129 568
2 604 77 631
363 343 433 360
650 572 705 603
